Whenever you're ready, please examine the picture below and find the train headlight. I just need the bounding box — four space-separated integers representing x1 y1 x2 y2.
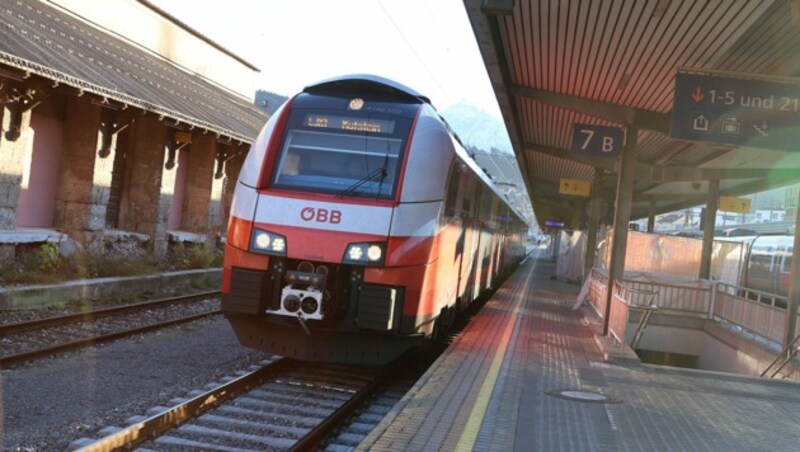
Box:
348 246 364 261
343 242 386 266
271 237 286 253
254 231 271 249
249 228 287 256
367 245 382 262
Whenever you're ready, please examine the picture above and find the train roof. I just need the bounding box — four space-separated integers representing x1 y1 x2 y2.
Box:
303 74 431 104
716 235 795 248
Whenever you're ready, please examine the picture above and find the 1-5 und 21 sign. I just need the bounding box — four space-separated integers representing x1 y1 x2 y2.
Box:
671 70 800 151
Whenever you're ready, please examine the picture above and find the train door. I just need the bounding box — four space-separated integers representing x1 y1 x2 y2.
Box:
497 206 509 272
486 196 500 289
746 243 775 293
455 173 479 309
474 186 492 296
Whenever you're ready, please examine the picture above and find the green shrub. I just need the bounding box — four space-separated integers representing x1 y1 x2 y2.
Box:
168 242 221 270
185 243 221 269
1 239 221 286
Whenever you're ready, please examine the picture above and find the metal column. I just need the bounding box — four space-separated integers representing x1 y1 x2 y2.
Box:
647 200 656 233
583 171 604 279
784 190 800 347
603 125 637 336
699 179 719 280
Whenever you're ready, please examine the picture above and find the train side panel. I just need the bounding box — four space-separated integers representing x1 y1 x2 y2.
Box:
387 105 456 334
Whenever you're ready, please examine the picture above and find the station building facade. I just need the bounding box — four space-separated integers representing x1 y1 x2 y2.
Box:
0 0 267 260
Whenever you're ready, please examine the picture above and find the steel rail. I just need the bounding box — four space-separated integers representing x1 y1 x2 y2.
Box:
289 350 418 451
289 369 388 451
76 358 299 451
0 290 220 335
0 309 222 368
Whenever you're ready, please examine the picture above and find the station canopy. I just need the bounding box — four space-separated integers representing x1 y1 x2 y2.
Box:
0 1 266 143
465 0 800 228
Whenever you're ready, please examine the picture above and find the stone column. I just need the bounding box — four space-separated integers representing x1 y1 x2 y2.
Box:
647 200 657 233
53 98 106 244
0 99 33 230
119 115 171 256
221 146 247 229
207 145 227 244
181 133 215 234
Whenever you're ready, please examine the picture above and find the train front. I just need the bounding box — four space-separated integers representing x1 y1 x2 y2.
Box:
222 78 426 364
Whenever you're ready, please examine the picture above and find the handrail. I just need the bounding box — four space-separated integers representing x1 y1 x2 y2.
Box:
715 282 788 309
615 281 659 307
760 332 800 378
615 281 659 349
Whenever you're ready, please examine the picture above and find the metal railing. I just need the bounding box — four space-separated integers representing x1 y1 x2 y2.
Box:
609 281 659 348
713 283 789 345
622 280 709 315
761 333 800 378
587 269 798 367
588 270 609 318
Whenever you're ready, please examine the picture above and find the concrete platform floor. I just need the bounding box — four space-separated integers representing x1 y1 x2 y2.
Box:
358 250 800 451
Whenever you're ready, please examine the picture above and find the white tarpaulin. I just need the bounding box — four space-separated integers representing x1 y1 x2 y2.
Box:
555 230 586 283
595 230 748 282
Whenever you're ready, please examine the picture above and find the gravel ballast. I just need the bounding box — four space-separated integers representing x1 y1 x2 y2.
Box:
0 316 271 450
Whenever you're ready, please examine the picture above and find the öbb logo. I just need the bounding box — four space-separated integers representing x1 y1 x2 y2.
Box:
300 207 342 224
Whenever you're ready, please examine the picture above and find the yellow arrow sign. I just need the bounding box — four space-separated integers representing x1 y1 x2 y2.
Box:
719 196 751 214
559 178 591 197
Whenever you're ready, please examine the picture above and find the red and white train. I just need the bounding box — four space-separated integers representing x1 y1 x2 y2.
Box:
737 235 795 297
222 75 527 364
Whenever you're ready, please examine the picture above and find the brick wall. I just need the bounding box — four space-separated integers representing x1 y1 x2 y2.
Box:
53 98 105 240
181 133 215 233
120 115 170 256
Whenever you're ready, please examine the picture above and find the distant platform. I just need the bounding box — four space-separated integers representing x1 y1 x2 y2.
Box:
358 250 800 451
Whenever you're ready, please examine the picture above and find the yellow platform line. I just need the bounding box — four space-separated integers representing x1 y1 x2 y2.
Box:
455 266 533 451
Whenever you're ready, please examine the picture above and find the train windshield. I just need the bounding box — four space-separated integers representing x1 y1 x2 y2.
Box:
271 109 412 199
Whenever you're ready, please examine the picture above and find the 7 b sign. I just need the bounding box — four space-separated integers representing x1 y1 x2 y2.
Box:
571 124 624 157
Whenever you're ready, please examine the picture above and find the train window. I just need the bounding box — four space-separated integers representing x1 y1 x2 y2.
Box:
478 187 492 220
444 165 460 218
270 106 413 199
750 253 773 269
272 128 405 199
782 247 793 273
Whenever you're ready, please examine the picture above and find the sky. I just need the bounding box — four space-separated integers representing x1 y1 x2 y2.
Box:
150 0 502 117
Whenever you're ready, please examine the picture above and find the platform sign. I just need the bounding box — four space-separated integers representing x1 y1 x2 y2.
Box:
719 196 752 214
671 71 800 151
559 178 591 197
174 131 193 144
571 124 624 157
544 220 565 228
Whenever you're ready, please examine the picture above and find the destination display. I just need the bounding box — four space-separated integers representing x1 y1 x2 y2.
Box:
671 71 800 151
305 114 395 134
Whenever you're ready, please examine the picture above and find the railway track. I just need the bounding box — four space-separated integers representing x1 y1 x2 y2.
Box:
71 356 413 451
0 291 221 368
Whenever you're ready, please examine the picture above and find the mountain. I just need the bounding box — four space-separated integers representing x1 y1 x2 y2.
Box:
440 100 513 154
441 101 533 223
254 90 289 116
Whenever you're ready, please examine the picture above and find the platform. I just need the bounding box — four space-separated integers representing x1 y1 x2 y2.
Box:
358 249 800 451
